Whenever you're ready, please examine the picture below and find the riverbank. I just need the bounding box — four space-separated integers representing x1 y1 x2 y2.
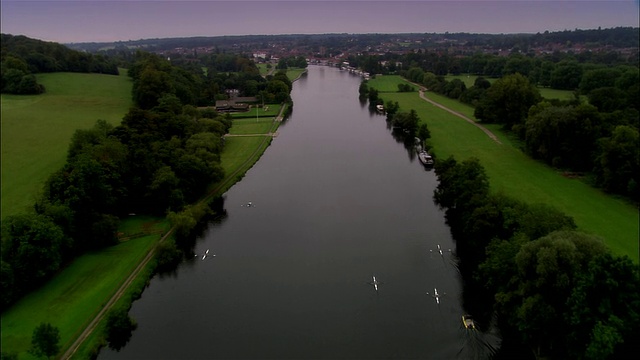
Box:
64 102 289 360
367 75 638 262
93 64 470 360
2 69 297 359
69 67 307 357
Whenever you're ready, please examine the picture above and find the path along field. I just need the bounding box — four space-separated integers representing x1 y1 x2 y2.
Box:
0 106 285 360
1 71 133 219
1 69 297 359
368 75 638 262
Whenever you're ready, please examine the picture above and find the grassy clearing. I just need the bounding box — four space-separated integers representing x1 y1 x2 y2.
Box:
228 104 282 119
1 70 132 219
220 137 272 178
256 63 271 76
228 118 276 135
286 68 307 81
369 75 638 262
0 225 165 359
537 87 577 100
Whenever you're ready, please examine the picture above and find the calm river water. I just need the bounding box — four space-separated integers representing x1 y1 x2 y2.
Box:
100 65 490 359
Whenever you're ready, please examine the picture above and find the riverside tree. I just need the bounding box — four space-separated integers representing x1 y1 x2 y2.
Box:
29 323 60 359
473 73 542 132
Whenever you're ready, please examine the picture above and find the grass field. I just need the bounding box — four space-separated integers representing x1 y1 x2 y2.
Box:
1 70 133 219
285 68 307 81
0 217 167 360
228 103 282 119
257 63 272 76
369 75 638 262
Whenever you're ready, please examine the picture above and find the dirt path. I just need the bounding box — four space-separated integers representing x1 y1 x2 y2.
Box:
417 88 502 145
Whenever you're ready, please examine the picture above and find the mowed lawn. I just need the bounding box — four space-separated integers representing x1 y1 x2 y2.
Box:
1 71 132 218
369 75 638 262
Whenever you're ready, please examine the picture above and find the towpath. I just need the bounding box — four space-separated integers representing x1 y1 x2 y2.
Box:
61 104 287 360
417 88 502 145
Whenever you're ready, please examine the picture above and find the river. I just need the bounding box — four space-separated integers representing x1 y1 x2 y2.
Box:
99 65 490 359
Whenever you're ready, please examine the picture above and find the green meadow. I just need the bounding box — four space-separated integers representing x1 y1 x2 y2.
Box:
1 71 133 218
0 217 168 360
369 75 638 262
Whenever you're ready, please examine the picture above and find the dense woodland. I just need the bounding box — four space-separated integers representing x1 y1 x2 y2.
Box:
1 45 295 309
432 157 639 360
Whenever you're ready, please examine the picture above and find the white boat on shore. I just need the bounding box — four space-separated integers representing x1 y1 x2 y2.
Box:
418 150 434 166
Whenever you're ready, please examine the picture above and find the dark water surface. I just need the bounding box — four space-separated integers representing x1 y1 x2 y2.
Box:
100 66 484 359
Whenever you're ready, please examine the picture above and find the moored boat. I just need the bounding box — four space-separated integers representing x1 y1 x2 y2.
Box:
418 150 434 166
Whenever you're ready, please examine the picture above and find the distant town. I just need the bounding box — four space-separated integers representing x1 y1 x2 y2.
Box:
68 28 638 65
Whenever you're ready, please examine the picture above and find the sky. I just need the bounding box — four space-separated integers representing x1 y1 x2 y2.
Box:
1 0 639 44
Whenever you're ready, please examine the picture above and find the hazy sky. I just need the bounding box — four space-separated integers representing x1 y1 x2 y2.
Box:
1 0 638 43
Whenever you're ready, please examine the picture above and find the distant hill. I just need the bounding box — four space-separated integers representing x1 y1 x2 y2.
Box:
64 27 639 55
1 34 119 94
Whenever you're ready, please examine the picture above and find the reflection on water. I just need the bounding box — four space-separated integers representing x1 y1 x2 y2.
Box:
99 66 498 360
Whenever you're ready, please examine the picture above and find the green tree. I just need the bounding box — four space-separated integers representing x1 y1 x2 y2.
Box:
566 253 640 360
154 239 184 273
594 125 639 197
433 156 490 216
391 109 420 134
276 58 288 70
588 87 627 112
550 60 583 90
1 214 69 291
358 81 369 97
579 67 621 94
105 308 138 351
133 67 174 109
525 103 601 170
0 260 15 309
499 231 607 358
474 73 541 132
29 323 60 359
503 54 534 77
17 74 45 94
417 123 431 143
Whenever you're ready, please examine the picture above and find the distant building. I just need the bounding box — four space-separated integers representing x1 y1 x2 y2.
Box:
215 97 257 112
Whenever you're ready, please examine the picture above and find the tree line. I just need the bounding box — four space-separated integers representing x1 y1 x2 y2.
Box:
1 34 119 94
432 156 640 360
389 55 638 201
1 49 295 310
